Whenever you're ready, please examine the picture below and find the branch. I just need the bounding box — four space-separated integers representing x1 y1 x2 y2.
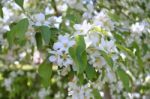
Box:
104 83 112 99
51 0 60 16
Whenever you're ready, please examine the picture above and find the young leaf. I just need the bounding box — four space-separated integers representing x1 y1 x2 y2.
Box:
91 26 108 36
38 59 52 87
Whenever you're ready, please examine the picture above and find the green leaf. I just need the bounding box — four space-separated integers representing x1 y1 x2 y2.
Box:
76 36 87 74
137 56 144 72
116 44 134 57
69 35 87 74
15 0 24 8
92 89 102 99
131 41 140 56
7 31 14 48
131 42 144 71
35 32 43 50
85 64 97 81
39 26 51 45
14 18 29 39
38 59 52 87
76 35 87 73
100 50 113 67
0 4 3 18
7 18 29 47
0 43 2 53
142 42 148 55
75 35 86 54
108 12 120 21
114 33 125 44
69 47 87 74
77 74 85 85
91 26 109 36
66 8 82 26
117 68 131 91
78 51 87 74
69 46 78 64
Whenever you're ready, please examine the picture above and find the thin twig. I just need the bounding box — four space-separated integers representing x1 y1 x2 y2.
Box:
51 0 60 16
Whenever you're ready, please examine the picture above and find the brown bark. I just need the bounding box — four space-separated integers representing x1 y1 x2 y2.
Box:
104 83 112 99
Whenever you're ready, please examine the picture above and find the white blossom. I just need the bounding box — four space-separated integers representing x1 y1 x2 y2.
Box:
98 37 118 53
68 77 93 99
88 50 106 69
93 10 114 31
38 88 49 99
83 4 94 19
74 20 92 35
48 16 62 28
33 50 43 64
130 22 145 35
2 78 12 91
33 13 50 26
66 0 85 11
49 34 75 68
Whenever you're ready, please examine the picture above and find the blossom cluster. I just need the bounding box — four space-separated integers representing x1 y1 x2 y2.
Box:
0 0 150 99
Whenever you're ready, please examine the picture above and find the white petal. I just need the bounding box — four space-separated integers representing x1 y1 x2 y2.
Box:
34 13 45 22
57 57 63 66
66 58 73 65
60 36 69 44
53 42 63 50
68 40 75 47
55 16 62 23
49 55 57 62
74 24 81 30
